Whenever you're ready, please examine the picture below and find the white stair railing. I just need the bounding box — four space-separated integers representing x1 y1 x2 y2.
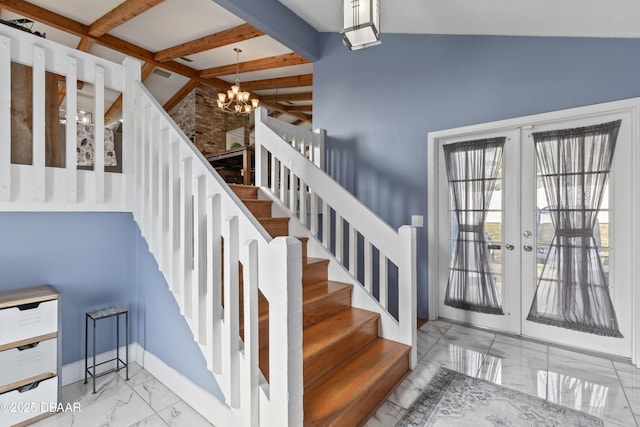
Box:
125 76 304 426
0 25 126 211
0 25 304 426
255 107 418 367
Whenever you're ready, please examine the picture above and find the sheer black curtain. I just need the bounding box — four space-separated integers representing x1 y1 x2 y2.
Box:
527 120 623 337
444 138 505 315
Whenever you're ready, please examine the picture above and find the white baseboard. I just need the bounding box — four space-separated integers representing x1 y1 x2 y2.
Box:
61 343 234 426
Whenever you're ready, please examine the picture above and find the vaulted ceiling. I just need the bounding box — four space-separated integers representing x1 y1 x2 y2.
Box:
0 0 314 127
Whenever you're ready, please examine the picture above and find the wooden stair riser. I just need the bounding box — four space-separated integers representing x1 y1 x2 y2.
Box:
303 259 329 286
303 311 379 389
243 199 273 217
303 340 410 427
303 283 352 329
229 183 258 199
257 217 290 237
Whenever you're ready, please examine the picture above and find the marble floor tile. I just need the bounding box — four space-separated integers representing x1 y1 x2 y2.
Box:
363 400 406 427
133 376 181 412
614 367 640 422
440 324 496 354
388 360 442 409
61 373 132 409
132 414 170 426
547 347 635 426
421 341 488 378
416 325 443 362
478 338 548 399
118 361 156 388
158 401 214 426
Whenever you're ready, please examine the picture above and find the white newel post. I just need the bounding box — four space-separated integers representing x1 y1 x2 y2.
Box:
312 127 326 170
0 35 10 203
267 237 303 427
255 108 269 188
122 58 142 211
398 225 418 368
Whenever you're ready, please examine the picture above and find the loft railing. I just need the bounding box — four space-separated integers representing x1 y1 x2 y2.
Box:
0 24 303 426
255 107 418 367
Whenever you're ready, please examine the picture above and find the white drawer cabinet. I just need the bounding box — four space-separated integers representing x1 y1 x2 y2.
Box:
0 286 60 426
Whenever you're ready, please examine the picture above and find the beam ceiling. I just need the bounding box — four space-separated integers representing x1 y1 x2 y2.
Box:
241 74 312 91
199 52 308 78
154 23 263 63
88 0 164 37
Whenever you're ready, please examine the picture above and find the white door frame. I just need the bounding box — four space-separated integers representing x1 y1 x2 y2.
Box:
427 97 640 365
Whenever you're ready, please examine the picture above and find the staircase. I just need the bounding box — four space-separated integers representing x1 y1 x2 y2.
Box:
231 184 410 426
0 23 417 427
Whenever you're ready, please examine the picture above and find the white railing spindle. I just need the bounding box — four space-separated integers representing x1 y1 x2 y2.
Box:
65 56 77 203
0 36 10 203
222 216 240 408
32 46 45 203
94 65 105 203
207 193 222 374
180 157 193 317
193 174 206 344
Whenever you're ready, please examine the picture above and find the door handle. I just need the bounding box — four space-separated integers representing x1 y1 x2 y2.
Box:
523 244 533 252
505 243 515 251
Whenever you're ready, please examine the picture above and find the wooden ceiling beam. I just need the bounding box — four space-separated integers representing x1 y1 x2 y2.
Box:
199 53 308 78
261 101 311 123
259 92 312 102
163 78 198 112
154 23 263 63
105 62 156 122
240 74 313 91
292 119 305 126
88 0 164 37
281 105 312 112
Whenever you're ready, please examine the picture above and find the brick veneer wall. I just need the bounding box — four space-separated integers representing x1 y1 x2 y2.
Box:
169 83 249 155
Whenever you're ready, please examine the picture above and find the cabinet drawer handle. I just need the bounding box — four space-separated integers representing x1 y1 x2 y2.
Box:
17 342 40 351
17 302 42 311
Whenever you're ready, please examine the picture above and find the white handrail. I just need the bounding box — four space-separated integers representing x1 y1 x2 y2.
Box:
255 107 417 367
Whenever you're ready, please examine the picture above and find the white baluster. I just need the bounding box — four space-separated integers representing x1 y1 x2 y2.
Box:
94 65 105 203
240 240 259 427
322 199 330 249
309 190 318 237
279 162 287 205
207 193 222 374
335 213 343 263
379 253 388 309
398 225 417 368
157 127 168 269
0 36 10 203
168 141 180 292
180 157 193 318
193 174 206 344
32 47 45 203
299 179 307 226
349 224 357 276
270 154 278 194
364 237 372 292
222 216 240 408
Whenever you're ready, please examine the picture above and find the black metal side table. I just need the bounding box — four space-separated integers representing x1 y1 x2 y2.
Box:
84 305 129 394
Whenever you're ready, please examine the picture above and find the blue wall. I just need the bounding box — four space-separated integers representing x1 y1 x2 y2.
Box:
0 212 222 400
313 33 640 318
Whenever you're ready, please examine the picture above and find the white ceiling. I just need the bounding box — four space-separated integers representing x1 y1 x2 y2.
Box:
279 0 640 39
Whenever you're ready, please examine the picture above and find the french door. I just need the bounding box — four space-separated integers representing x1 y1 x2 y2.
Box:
434 110 633 358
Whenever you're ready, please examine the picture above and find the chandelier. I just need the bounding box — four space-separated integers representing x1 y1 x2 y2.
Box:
216 48 259 114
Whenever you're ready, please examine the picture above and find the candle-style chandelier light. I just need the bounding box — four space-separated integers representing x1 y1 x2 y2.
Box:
216 48 259 115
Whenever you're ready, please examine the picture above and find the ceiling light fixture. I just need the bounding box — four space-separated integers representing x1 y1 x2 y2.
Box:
216 48 259 115
341 0 381 50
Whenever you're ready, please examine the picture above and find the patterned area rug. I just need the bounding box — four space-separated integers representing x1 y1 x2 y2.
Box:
397 368 603 426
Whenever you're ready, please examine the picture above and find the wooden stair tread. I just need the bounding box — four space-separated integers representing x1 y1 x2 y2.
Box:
304 257 329 266
303 281 352 304
304 339 411 427
229 184 258 199
303 308 379 358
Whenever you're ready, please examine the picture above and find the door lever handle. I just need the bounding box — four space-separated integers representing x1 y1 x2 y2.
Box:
523 244 533 252
505 243 515 251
